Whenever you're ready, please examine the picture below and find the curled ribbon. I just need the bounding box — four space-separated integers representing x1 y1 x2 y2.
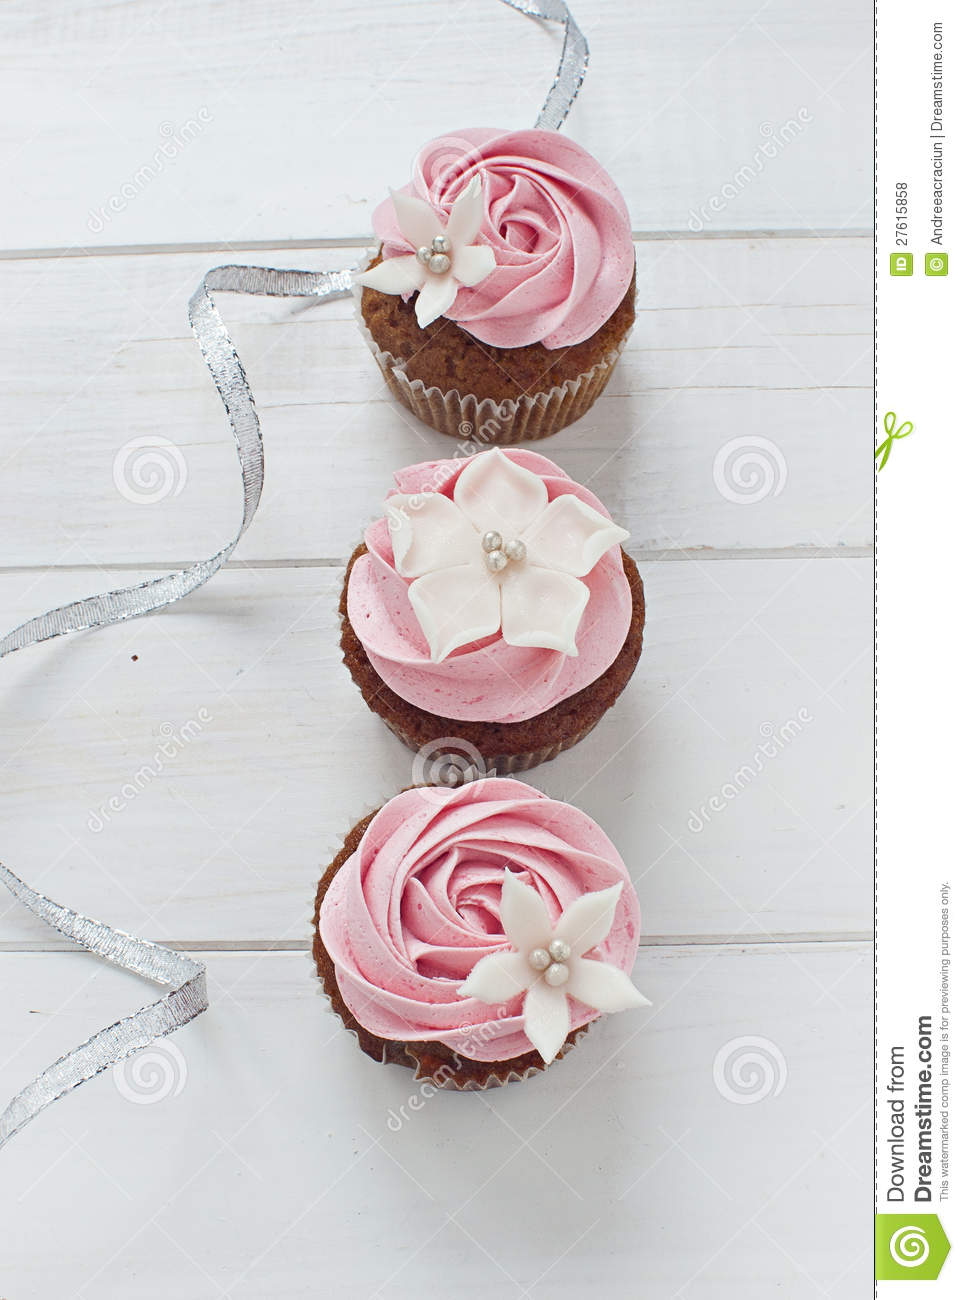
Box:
0 867 207 1149
500 0 589 129
0 0 588 1147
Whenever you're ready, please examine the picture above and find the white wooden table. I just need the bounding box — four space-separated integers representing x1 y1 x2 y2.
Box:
0 2 871 1295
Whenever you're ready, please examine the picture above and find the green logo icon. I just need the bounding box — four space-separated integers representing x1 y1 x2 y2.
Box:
876 411 913 471
925 251 949 276
875 1214 951 1280
890 252 913 276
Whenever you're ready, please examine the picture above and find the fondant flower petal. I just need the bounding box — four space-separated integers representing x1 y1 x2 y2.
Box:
454 448 549 538
391 189 445 250
415 273 459 328
458 948 535 1003
500 869 552 954
522 496 630 577
445 174 485 247
566 958 651 1013
500 565 589 656
452 242 496 288
523 980 571 1064
385 493 479 578
356 254 427 295
555 883 623 957
407 564 500 661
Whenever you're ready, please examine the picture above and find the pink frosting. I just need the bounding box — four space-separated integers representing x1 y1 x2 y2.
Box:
346 449 632 724
319 779 641 1062
372 127 635 348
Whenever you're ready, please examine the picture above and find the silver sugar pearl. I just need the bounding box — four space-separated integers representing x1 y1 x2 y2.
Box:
504 538 527 563
481 530 503 553
548 937 571 962
544 962 570 987
432 234 451 254
485 549 508 573
416 246 432 265
528 947 551 972
428 252 451 274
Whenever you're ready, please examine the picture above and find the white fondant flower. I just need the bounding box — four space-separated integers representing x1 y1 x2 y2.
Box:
458 869 650 1065
385 449 629 662
356 175 496 328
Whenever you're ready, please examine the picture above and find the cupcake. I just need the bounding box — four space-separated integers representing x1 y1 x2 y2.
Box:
312 778 649 1088
356 128 636 442
341 446 645 774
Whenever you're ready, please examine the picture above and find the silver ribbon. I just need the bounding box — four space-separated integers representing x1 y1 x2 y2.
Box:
500 0 589 129
0 0 587 1147
0 267 354 1149
0 867 207 1149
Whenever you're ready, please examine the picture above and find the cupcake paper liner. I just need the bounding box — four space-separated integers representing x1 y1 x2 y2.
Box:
378 713 604 776
353 282 628 444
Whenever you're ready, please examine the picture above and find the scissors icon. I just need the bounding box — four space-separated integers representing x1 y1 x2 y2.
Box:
875 412 913 470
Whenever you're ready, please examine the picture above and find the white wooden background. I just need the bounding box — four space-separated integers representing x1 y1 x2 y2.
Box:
0 1 871 1296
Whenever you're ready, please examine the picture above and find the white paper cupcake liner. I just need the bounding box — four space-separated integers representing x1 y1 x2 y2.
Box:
353 279 628 443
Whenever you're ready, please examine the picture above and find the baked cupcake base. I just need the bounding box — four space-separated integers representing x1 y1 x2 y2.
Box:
339 544 645 775
312 806 585 1089
357 262 636 443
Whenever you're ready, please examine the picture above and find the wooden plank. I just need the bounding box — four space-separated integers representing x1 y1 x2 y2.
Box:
0 0 871 250
0 238 871 568
0 942 871 1296
0 557 871 945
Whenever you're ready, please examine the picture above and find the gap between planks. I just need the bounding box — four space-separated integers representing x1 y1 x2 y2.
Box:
0 933 872 954
0 547 873 578
0 229 875 262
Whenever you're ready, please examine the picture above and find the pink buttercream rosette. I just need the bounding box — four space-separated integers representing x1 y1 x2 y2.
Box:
316 780 643 1087
355 127 636 441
